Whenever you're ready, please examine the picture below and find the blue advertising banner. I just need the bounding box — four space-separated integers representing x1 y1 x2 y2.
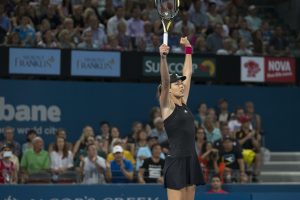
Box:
71 50 121 77
9 48 61 75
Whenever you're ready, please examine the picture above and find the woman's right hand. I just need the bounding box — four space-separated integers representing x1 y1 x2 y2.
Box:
159 44 170 57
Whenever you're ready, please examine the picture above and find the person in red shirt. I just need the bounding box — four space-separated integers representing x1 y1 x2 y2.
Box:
207 175 228 194
0 144 17 184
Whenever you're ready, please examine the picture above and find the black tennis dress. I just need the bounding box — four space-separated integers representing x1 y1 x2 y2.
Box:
163 103 205 190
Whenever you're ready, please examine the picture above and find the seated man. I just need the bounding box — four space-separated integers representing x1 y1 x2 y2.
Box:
207 175 228 194
138 144 165 184
20 137 50 183
80 144 106 184
218 136 246 183
235 115 261 182
0 127 21 158
106 145 133 183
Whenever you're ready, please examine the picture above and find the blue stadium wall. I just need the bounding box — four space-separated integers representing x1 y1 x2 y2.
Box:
0 79 299 151
0 184 300 200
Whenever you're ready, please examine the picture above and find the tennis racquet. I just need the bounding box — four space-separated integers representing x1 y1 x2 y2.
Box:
155 0 180 45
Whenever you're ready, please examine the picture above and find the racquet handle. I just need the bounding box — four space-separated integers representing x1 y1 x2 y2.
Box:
163 32 168 45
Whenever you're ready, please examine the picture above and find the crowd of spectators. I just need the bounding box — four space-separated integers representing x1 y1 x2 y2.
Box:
0 99 263 185
0 0 299 56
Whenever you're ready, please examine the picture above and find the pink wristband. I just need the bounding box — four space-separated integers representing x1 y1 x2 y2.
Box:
185 46 193 55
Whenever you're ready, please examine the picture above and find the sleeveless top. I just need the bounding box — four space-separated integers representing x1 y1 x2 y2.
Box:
164 104 196 157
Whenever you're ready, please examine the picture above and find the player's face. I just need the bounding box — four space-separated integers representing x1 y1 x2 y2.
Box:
170 80 184 98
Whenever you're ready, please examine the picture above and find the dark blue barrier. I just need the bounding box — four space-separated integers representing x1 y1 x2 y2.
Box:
0 184 300 200
1 79 300 151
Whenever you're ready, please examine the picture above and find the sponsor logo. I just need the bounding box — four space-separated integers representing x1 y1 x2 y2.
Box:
9 48 61 75
143 56 215 78
71 51 121 77
0 97 61 122
241 57 264 82
265 57 295 83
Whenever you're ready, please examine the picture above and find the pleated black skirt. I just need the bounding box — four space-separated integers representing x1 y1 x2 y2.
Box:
163 152 206 190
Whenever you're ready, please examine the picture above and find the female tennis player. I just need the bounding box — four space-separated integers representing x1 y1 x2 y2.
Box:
158 37 205 200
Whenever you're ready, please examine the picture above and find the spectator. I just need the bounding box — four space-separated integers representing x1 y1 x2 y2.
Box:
207 175 228 194
50 137 74 179
22 129 37 153
188 0 209 32
135 21 153 52
194 102 208 127
0 4 11 43
194 35 208 53
73 126 95 161
136 136 165 171
78 29 99 49
238 19 252 44
138 144 165 184
107 6 127 37
245 101 262 135
48 128 73 153
106 145 134 183
36 0 51 19
20 137 50 182
40 5 61 30
219 136 245 183
102 35 123 51
207 108 219 128
101 0 115 27
37 30 58 48
235 115 260 182
204 116 222 144
200 142 219 181
260 20 272 45
244 5 262 31
80 144 107 184
141 0 159 23
252 29 264 55
217 98 230 124
27 4 39 26
117 21 132 51
269 26 290 56
72 5 84 28
216 38 234 55
0 144 17 184
206 23 224 53
5 32 22 46
12 15 36 47
235 38 253 55
228 28 240 51
206 1 223 26
213 123 240 151
195 127 207 157
84 14 107 48
57 29 75 48
63 17 81 45
134 130 148 156
108 126 122 150
57 0 72 20
99 121 111 142
174 11 195 36
0 127 21 158
150 117 168 145
35 19 51 44
127 6 144 38
107 139 136 166
145 34 161 52
148 106 161 129
228 107 252 133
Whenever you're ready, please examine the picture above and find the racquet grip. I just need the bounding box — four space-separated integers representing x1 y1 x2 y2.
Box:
163 32 168 45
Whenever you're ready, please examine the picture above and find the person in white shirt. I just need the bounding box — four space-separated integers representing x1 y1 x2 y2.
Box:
245 5 262 31
107 6 127 37
50 137 74 176
80 143 106 184
235 38 253 55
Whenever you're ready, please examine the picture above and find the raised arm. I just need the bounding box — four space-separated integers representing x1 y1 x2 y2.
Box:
180 37 193 104
159 44 171 114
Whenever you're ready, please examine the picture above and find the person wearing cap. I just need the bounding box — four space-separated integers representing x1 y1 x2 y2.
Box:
106 139 136 166
158 37 205 200
106 145 133 183
136 135 165 171
245 5 262 31
235 115 261 182
0 144 18 184
0 127 21 158
218 135 245 183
